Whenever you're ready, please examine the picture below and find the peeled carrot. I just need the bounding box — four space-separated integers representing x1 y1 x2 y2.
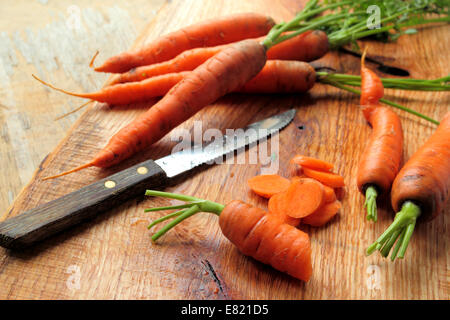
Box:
34 60 315 107
145 190 313 282
110 30 328 84
368 112 450 260
42 39 267 179
247 174 291 199
302 167 345 188
268 192 301 227
95 13 275 73
291 155 334 172
357 48 403 222
302 200 342 227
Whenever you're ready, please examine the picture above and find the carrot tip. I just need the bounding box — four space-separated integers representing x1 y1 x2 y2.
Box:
42 162 94 180
89 50 100 69
54 100 94 121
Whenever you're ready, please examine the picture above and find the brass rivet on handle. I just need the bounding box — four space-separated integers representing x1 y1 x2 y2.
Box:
137 166 148 175
104 180 116 188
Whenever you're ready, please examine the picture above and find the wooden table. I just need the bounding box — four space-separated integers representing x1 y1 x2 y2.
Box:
0 0 448 299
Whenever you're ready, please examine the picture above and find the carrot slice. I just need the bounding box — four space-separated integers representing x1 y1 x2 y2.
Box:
291 155 334 172
268 192 301 226
302 167 345 188
323 184 337 203
248 174 291 198
283 178 325 218
302 200 342 227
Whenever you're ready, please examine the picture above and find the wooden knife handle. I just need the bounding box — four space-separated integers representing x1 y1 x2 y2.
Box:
0 160 168 249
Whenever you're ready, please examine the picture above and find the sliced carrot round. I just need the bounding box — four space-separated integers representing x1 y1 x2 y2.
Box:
268 192 301 226
302 167 345 188
291 155 334 172
247 174 291 198
302 200 342 227
283 178 325 218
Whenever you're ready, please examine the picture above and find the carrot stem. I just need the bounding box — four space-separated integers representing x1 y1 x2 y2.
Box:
145 190 225 242
366 201 421 260
147 209 187 230
151 205 200 242
364 186 378 222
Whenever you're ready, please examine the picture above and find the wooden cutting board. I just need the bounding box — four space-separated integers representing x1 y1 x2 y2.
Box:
0 0 448 299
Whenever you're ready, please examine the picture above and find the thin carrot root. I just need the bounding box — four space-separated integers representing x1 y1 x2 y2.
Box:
41 162 94 180
89 51 100 68
32 74 87 99
54 100 94 121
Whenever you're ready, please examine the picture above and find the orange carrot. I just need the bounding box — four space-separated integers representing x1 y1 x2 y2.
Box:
268 192 301 227
322 184 337 203
111 30 328 84
42 39 267 179
368 112 450 260
357 48 403 222
291 155 334 172
145 190 313 282
281 178 325 218
34 60 315 108
302 200 342 227
95 13 275 73
302 167 345 188
247 174 291 199
359 48 384 121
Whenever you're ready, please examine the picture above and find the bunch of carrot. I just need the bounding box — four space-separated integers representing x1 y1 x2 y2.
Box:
34 1 449 181
248 155 344 227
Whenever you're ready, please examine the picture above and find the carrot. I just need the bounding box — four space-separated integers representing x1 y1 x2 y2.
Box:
302 167 345 188
302 200 342 227
110 30 328 84
42 39 267 179
276 178 325 219
359 48 384 121
357 48 403 222
367 112 450 260
291 155 334 172
323 184 337 203
94 13 275 73
145 190 313 282
247 174 291 199
34 60 315 108
268 192 301 227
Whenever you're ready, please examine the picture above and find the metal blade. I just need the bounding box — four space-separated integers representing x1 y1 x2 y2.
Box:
155 109 296 178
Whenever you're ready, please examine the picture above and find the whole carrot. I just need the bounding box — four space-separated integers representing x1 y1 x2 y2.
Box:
356 49 403 222
94 13 275 73
144 190 313 282
34 60 316 106
43 39 267 179
110 30 328 84
367 112 450 260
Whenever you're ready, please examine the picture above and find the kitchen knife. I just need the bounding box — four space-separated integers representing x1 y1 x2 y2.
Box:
0 109 296 249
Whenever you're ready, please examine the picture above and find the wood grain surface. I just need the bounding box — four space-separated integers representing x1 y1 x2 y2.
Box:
0 0 449 299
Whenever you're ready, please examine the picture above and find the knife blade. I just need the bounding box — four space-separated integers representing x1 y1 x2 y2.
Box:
0 109 296 249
